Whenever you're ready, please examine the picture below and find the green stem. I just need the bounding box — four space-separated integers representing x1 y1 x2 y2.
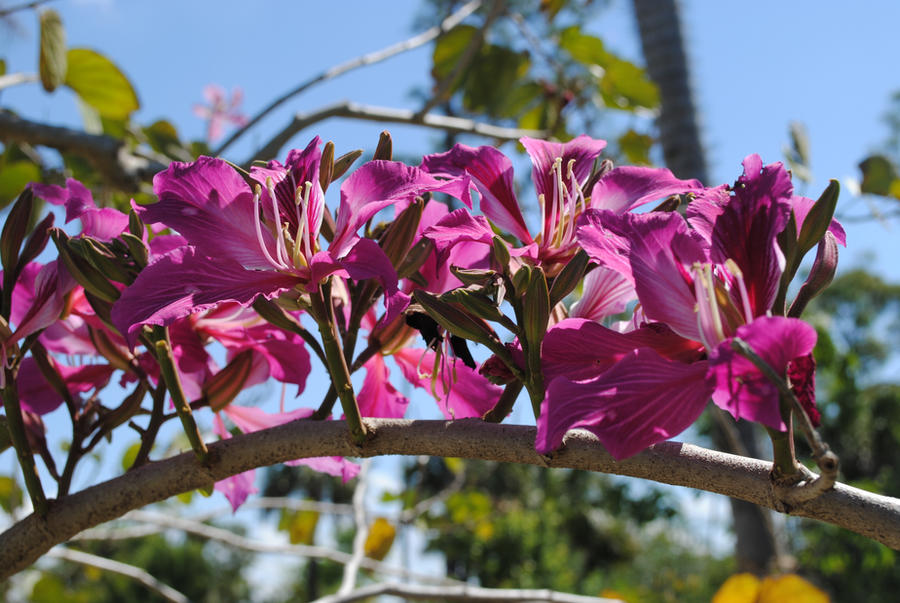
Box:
310 285 367 444
1 375 48 515
155 339 209 463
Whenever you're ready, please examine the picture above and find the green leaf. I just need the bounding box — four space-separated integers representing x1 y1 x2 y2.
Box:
859 154 899 197
432 25 477 81
64 48 139 120
143 119 182 155
121 441 141 471
462 44 530 117
0 475 24 513
600 57 659 110
618 129 654 165
559 26 611 67
0 160 41 209
0 58 7 76
38 9 67 92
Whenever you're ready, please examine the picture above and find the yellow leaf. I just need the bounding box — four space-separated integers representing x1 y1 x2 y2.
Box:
712 573 761 603
759 574 829 603
364 517 396 561
278 509 319 545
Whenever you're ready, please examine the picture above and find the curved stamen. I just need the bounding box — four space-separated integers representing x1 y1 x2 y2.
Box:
266 178 291 268
725 259 754 324
693 262 725 350
253 184 290 271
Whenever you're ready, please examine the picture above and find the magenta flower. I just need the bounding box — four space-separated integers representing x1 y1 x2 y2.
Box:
421 135 702 274
537 155 827 459
112 139 464 346
31 178 129 242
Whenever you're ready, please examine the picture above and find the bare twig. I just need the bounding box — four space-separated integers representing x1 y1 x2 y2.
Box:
3 419 900 580
338 458 372 595
214 0 483 156
0 111 167 191
74 508 462 587
46 547 189 603
0 72 38 91
312 582 623 603
0 0 57 18
249 101 547 163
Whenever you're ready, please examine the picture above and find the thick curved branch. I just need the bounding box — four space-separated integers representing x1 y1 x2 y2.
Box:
2 419 900 580
249 101 547 163
0 111 167 191
214 0 483 156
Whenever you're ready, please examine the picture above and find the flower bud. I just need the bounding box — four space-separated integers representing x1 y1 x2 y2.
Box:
204 349 255 411
89 325 134 373
788 231 839 318
51 230 121 304
548 248 590 307
373 131 392 161
1 188 34 275
379 197 424 270
796 179 839 257
319 141 335 193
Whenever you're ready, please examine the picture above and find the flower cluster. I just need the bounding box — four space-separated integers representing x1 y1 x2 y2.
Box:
0 132 842 511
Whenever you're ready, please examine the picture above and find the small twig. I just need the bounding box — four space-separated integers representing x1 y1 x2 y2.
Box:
75 509 462 586
249 101 548 164
129 384 166 469
214 0 483 156
313 582 624 603
0 72 39 91
338 458 372 595
46 547 188 603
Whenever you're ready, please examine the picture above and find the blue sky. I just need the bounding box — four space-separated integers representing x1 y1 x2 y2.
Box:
3 0 898 276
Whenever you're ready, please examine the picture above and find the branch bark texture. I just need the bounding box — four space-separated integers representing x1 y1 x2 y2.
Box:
2 419 899 580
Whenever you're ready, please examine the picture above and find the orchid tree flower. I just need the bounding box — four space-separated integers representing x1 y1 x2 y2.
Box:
421 135 702 275
192 84 249 143
357 200 501 420
112 137 467 346
537 155 837 460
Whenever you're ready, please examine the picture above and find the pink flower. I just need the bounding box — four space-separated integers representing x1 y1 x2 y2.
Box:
192 84 248 142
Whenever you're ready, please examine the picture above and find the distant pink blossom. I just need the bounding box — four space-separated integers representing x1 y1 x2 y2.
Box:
193 84 249 142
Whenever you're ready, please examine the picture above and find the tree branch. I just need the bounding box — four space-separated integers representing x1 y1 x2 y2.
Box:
312 582 623 603
214 0 484 156
249 101 547 163
2 419 900 580
46 547 189 603
0 111 167 191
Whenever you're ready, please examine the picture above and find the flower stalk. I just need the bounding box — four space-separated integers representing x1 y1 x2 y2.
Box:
1 373 48 516
310 283 367 444
154 339 209 464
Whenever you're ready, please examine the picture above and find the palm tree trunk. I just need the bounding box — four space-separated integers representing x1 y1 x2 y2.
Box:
632 0 783 575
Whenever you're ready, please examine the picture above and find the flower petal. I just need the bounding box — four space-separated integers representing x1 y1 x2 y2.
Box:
145 156 275 270
537 348 712 459
710 316 817 431
422 144 531 243
358 354 409 418
111 246 298 347
590 166 702 214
